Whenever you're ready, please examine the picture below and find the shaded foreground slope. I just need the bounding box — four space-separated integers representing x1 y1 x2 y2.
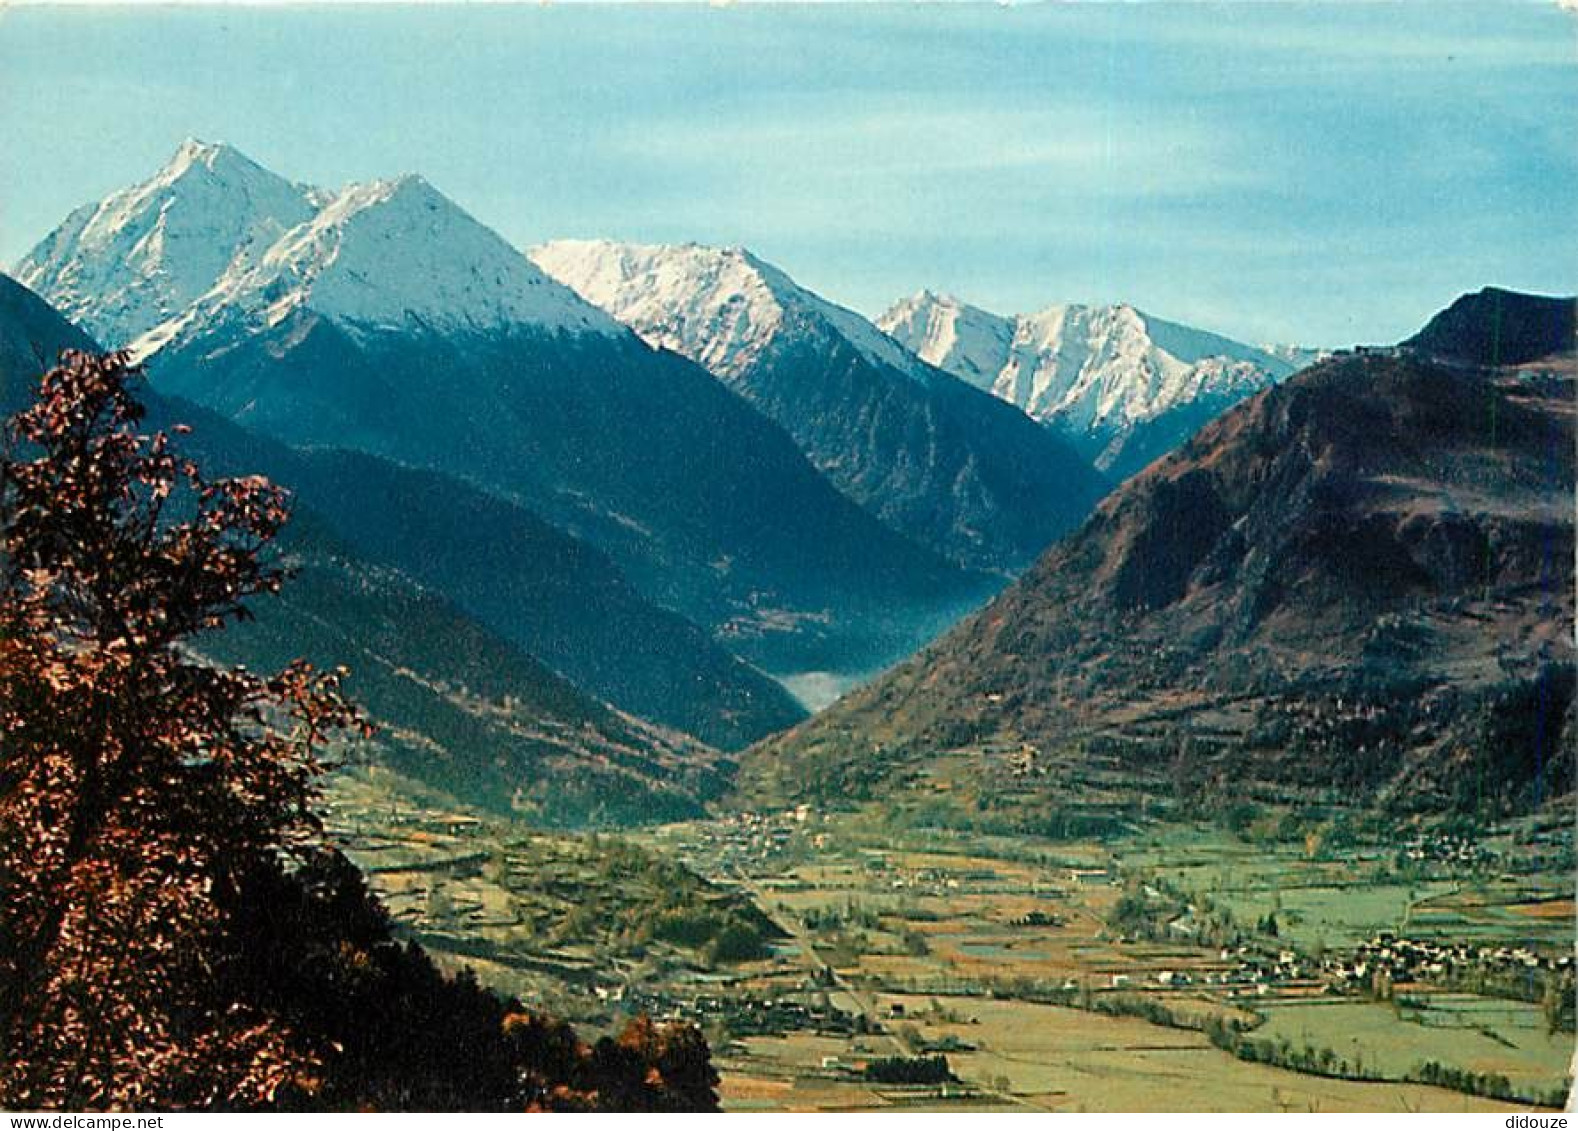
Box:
0 273 729 825
0 342 722 1111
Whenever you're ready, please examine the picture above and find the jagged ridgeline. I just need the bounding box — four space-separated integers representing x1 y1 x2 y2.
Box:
743 289 1576 816
879 291 1318 482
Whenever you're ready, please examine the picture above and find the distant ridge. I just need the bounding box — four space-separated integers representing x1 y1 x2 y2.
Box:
533 239 1107 573
1404 286 1576 367
878 291 1298 481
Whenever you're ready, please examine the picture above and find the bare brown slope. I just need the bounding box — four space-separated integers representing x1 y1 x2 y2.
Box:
743 344 1575 814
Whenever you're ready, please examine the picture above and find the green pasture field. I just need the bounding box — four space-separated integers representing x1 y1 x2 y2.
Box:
1257 994 1572 1097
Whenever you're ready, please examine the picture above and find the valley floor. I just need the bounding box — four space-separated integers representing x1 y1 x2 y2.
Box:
320 762 1574 1113
638 812 1572 1112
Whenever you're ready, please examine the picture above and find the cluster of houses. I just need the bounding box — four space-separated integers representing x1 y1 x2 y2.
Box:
622 989 858 1038
1189 933 1574 999
1208 946 1318 992
872 863 1003 896
1337 344 1403 359
669 808 817 872
1084 949 1312 994
1005 744 1043 778
1396 835 1497 869
1324 933 1573 992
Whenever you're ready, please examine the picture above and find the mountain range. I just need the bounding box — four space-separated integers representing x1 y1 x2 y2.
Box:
879 291 1306 481
745 289 1576 814
0 271 732 824
18 143 812 750
531 240 1107 572
15 138 1572 825
17 141 996 704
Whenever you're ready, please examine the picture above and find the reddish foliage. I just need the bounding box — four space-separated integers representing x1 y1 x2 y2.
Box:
0 352 363 1108
0 352 721 1112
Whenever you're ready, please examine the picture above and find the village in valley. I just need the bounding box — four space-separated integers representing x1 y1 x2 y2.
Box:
321 759 1575 1113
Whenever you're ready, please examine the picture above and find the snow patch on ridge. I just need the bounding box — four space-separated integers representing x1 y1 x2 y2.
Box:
880 291 1296 445
15 138 319 348
531 239 926 380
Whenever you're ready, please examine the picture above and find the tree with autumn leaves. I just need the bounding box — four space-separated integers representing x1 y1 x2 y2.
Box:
0 350 361 1107
0 352 718 1111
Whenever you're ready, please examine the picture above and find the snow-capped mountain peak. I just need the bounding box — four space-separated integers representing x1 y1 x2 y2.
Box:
20 143 626 358
878 290 1015 389
879 291 1297 475
15 138 320 347
1000 302 1286 430
531 238 923 380
239 174 615 331
131 171 622 358
165 137 258 179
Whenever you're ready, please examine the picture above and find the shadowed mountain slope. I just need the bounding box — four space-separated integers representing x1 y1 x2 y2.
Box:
0 272 730 825
534 240 1107 572
1403 287 1575 368
745 291 1576 815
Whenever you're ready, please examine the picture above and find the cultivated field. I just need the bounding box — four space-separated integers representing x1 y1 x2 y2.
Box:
322 760 1575 1112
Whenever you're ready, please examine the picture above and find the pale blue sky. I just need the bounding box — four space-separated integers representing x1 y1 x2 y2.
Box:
1 2 1573 345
